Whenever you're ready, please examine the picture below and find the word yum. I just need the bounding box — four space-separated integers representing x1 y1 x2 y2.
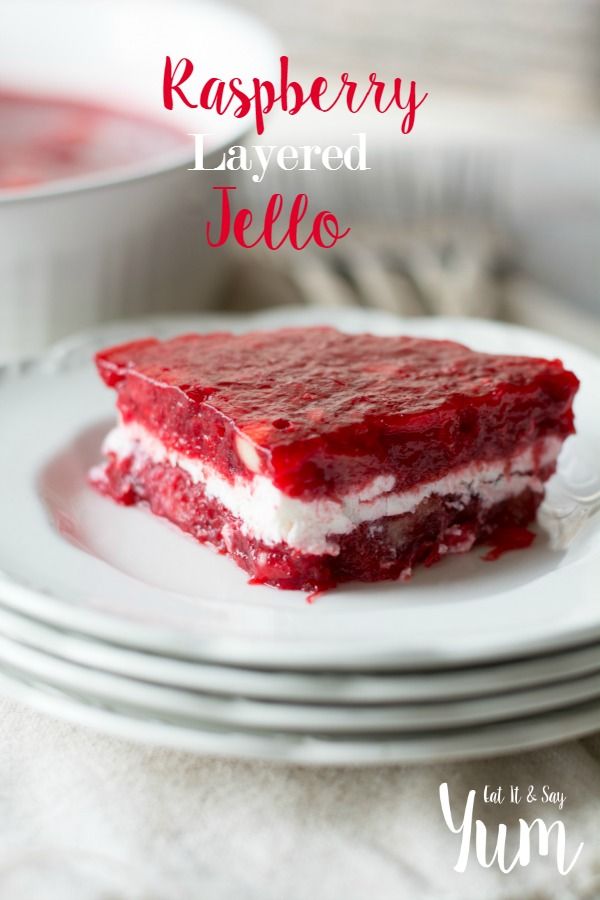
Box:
439 783 583 875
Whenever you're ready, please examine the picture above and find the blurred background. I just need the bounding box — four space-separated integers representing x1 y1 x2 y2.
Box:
1 0 599 358
221 0 600 350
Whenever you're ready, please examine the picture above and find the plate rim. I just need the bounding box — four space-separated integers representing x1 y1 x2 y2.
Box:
2 659 600 765
4 627 600 733
3 599 600 703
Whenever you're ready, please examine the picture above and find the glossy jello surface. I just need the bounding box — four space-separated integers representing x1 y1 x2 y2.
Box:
96 327 579 499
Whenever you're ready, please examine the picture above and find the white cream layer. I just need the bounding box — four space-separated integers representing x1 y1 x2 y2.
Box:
102 422 561 556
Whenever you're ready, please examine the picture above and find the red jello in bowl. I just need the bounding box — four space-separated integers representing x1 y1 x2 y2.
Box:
0 91 190 192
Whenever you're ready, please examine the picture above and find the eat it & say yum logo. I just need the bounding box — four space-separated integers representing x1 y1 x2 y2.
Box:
439 782 584 875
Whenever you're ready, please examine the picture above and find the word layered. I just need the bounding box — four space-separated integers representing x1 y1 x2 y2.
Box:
189 133 369 183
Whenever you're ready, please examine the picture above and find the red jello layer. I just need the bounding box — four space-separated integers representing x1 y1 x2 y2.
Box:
92 450 550 591
95 328 579 501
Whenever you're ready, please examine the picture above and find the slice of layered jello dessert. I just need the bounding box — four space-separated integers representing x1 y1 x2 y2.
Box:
90 326 579 591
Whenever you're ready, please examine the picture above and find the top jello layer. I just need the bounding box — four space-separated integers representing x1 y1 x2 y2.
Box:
95 327 579 500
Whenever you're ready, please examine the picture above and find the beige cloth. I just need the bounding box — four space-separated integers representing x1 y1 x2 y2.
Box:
0 696 599 900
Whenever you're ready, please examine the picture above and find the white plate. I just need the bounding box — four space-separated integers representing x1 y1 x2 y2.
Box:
3 630 600 734
2 601 600 705
2 661 600 765
1 308 599 670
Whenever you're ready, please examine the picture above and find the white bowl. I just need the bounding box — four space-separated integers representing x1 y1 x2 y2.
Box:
0 0 277 361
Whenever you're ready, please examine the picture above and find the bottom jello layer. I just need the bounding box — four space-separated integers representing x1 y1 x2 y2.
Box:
91 450 550 591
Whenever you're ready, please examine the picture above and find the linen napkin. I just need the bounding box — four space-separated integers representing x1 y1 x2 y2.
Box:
1 696 599 900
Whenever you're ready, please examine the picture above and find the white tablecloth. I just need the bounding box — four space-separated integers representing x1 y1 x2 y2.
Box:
1 697 599 899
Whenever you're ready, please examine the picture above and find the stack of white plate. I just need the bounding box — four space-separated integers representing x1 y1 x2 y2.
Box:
0 308 599 765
